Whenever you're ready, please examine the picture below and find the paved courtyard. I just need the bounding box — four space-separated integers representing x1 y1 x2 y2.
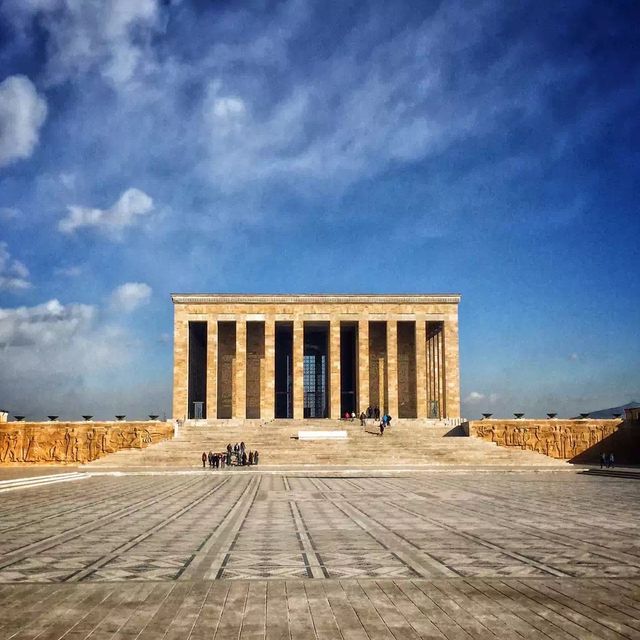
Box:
0 469 639 638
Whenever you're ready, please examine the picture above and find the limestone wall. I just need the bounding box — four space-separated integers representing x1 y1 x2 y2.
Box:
0 421 174 464
467 419 640 464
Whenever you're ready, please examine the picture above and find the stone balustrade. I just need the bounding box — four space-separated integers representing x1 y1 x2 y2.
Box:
0 421 174 464
466 418 639 463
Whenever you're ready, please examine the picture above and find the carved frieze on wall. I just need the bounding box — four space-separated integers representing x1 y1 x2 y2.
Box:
468 419 638 463
0 421 173 464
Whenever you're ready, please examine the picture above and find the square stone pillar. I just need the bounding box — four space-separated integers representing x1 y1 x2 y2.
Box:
415 320 427 418
172 315 188 420
357 319 369 414
329 320 341 419
206 320 218 420
235 318 246 419
262 318 275 420
443 317 461 418
386 320 399 418
293 319 304 419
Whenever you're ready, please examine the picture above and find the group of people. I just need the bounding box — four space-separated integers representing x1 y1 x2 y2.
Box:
600 452 615 469
344 405 393 436
201 441 259 468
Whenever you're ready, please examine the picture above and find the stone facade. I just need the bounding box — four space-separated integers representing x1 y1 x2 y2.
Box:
0 421 173 464
172 294 461 421
468 418 640 463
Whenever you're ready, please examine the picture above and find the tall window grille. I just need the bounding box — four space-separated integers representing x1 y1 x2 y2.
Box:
303 354 327 418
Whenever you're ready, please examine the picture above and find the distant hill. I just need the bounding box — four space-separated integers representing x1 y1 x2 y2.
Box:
573 401 640 419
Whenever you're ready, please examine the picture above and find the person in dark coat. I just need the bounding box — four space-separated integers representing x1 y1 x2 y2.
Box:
379 420 385 436
241 451 247 466
201 452 207 468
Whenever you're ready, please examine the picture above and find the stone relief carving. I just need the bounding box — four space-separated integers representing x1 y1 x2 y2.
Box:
0 421 173 464
469 419 623 460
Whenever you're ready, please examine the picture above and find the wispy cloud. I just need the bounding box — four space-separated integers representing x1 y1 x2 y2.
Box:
0 75 47 167
110 282 152 312
58 188 154 237
0 242 31 291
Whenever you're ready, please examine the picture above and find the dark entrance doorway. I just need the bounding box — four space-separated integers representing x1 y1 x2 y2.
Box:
275 322 293 418
304 324 328 418
340 323 357 415
188 321 207 419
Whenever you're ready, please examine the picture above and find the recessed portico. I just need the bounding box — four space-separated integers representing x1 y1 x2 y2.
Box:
172 294 461 420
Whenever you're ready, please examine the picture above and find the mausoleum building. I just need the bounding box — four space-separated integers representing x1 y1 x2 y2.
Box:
172 294 461 421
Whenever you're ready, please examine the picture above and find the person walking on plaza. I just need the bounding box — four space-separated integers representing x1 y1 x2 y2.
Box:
374 405 380 421
367 406 372 422
241 450 247 466
600 452 606 469
608 452 615 469
254 450 259 465
359 411 366 426
240 441 245 459
201 451 207 468
208 451 214 468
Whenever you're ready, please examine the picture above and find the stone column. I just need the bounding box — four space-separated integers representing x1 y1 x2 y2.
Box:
415 320 427 418
357 319 369 414
235 318 247 419
262 318 275 420
206 320 218 420
443 317 461 418
293 319 304 419
386 320 399 418
330 320 341 419
172 315 188 420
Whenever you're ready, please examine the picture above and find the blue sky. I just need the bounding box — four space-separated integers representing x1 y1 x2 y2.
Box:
0 0 638 420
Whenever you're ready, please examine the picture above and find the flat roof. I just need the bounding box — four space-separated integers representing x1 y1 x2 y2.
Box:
171 293 461 304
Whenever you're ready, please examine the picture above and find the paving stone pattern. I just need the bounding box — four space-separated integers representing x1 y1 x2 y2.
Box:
1 470 639 638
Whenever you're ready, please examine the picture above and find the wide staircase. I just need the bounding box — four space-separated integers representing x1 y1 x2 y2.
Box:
86 419 566 469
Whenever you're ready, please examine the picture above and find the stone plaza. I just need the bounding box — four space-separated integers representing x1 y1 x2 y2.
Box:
0 468 639 638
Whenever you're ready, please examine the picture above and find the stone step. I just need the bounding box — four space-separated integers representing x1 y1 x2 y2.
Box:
86 419 564 468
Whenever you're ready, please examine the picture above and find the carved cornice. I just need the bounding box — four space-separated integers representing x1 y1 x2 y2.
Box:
171 293 461 305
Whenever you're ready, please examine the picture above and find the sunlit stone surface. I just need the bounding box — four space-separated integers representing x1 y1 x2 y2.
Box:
0 468 638 638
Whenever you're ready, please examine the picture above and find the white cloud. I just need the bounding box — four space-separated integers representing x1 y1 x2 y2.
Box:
0 242 31 291
569 352 579 361
110 282 152 312
464 391 500 404
0 297 147 418
0 299 94 347
2 0 160 87
0 75 47 167
58 187 154 236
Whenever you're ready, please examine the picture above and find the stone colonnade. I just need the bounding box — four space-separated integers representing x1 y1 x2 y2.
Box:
172 295 461 421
